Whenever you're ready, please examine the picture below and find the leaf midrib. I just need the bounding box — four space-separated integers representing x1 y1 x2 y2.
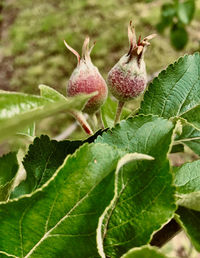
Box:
24 179 102 257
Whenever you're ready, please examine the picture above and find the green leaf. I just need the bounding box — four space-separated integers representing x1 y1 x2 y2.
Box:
175 160 200 211
97 153 155 257
101 96 132 128
177 0 195 25
157 3 176 33
0 91 49 138
96 115 176 257
140 53 200 120
0 93 94 142
181 105 200 129
11 130 105 199
162 3 176 19
22 84 66 138
10 135 82 198
175 122 200 155
170 23 188 50
17 124 35 137
121 245 167 258
0 143 121 257
176 207 200 252
0 152 19 201
0 91 50 120
39 84 67 101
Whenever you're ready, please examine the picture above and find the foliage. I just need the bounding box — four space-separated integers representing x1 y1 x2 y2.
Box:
0 51 200 257
157 0 195 50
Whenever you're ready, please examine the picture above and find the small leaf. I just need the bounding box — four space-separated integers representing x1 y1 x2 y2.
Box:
39 84 67 101
175 159 200 211
176 207 200 252
175 122 200 155
140 53 200 121
121 245 167 258
17 123 35 137
157 3 176 33
170 23 188 50
162 3 176 20
0 152 18 201
181 105 200 129
177 0 195 25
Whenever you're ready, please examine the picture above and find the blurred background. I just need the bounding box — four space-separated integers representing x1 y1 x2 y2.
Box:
1 0 200 139
1 0 200 140
0 0 200 256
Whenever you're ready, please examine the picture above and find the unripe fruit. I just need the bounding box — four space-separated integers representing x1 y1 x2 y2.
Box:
108 21 156 102
64 37 108 114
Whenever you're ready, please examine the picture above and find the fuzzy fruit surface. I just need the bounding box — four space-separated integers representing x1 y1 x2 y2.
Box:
67 61 107 114
65 37 108 114
108 22 156 102
108 55 147 102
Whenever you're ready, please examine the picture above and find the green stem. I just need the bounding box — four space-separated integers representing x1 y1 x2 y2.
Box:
114 101 125 125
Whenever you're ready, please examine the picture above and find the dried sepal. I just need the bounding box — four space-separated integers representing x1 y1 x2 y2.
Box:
64 40 80 65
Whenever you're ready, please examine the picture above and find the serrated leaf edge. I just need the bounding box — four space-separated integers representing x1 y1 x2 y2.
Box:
96 153 154 258
140 52 200 118
120 244 166 258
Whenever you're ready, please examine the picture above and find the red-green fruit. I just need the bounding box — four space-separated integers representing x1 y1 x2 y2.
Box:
108 22 156 102
64 37 108 114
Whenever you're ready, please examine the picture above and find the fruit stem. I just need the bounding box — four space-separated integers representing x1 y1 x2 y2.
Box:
70 110 93 135
88 113 98 131
114 101 125 125
99 110 105 129
92 113 98 131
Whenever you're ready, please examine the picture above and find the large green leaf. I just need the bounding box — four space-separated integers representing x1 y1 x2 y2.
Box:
0 92 94 142
139 53 200 124
176 207 200 252
0 152 19 201
121 245 167 258
96 115 176 257
11 130 105 198
175 160 200 211
0 143 121 257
